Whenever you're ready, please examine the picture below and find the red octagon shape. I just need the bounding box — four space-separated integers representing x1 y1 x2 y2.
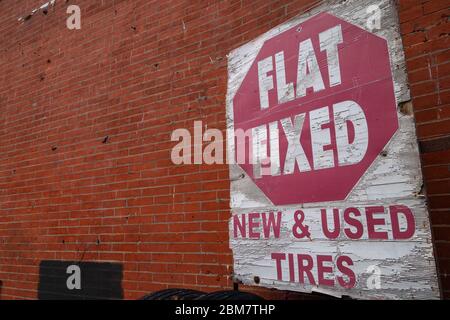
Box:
232 12 399 205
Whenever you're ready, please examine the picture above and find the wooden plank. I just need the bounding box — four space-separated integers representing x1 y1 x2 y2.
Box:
226 0 440 299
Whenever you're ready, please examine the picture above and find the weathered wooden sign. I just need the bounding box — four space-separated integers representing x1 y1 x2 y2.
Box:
226 0 440 299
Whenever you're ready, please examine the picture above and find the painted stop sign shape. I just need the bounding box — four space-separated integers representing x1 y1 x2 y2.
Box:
232 12 399 205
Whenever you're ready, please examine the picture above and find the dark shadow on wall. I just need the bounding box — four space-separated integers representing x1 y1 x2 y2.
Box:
38 260 123 300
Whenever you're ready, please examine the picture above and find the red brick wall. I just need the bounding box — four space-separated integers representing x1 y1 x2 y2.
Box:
0 0 447 300
397 0 450 299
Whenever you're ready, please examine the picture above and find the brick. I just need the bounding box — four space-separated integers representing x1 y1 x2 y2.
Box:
421 142 450 166
429 195 450 209
417 118 450 138
423 0 450 14
435 242 450 259
0 0 448 301
427 179 450 195
430 210 450 225
399 5 424 23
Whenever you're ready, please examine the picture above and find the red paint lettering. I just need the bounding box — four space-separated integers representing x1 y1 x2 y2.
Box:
390 205 415 239
288 253 295 282
233 214 246 238
366 206 388 239
248 212 260 238
321 208 340 239
336 255 356 288
317 255 334 287
271 252 286 281
297 254 316 285
343 207 363 239
262 211 282 238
